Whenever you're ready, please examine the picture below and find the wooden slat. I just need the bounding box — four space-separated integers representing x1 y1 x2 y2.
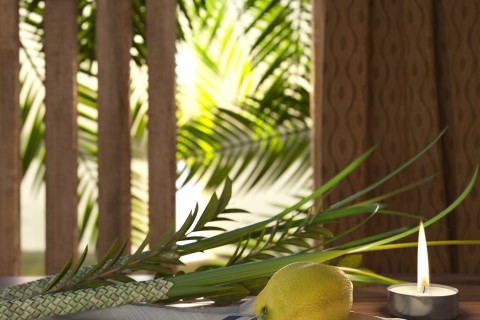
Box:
435 0 480 273
311 0 370 251
146 0 177 244
96 0 132 256
310 0 327 198
363 0 450 274
0 0 21 276
44 0 79 274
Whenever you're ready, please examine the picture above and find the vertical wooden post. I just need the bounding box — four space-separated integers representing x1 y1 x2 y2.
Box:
0 0 21 276
44 0 79 274
310 0 369 250
310 0 327 196
96 0 132 256
146 0 177 244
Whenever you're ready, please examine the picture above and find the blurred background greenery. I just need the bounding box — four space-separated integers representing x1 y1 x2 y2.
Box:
19 0 313 274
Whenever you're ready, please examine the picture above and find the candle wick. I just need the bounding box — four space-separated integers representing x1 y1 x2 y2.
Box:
422 286 426 294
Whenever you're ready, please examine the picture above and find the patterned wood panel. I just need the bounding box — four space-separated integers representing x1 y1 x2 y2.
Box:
315 0 369 241
310 0 326 194
44 0 79 275
364 0 449 273
312 0 480 273
96 0 132 257
146 0 177 244
0 0 21 276
435 0 480 273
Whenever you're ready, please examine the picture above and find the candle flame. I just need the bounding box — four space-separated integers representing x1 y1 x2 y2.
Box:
417 221 430 293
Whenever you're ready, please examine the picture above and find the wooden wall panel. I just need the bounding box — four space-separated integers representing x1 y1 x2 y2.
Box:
364 0 449 273
44 0 79 275
146 0 177 244
319 0 370 197
0 0 21 276
96 0 132 256
435 0 480 272
311 0 369 241
311 0 480 273
310 0 327 195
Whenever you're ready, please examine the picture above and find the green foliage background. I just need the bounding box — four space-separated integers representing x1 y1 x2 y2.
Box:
19 0 313 249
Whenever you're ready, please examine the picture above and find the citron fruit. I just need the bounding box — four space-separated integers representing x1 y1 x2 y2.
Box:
255 262 353 320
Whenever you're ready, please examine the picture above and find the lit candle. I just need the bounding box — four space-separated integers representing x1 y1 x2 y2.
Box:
387 222 459 319
417 221 429 294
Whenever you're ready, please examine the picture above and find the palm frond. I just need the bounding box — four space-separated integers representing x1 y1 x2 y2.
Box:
176 0 312 190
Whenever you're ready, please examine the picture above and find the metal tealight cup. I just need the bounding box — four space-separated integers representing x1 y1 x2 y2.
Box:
387 283 459 320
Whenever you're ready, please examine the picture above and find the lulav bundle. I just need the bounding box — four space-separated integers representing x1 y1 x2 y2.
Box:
0 134 477 319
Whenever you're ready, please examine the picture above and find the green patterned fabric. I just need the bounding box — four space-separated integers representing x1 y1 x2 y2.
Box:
0 279 173 320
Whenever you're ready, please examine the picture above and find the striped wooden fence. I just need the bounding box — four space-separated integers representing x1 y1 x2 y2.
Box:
0 0 177 275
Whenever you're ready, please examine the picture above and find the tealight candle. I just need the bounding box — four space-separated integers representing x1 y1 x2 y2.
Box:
387 222 459 319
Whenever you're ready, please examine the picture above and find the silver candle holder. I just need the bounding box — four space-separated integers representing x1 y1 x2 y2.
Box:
388 283 458 319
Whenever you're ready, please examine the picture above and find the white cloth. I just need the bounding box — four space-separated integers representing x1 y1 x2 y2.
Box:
46 298 405 319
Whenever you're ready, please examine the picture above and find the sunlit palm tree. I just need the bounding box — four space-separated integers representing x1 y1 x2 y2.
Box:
19 0 312 247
